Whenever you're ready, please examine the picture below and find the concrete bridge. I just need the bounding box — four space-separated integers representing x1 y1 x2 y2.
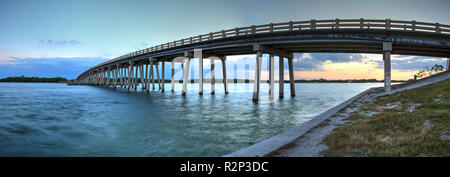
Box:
70 18 450 101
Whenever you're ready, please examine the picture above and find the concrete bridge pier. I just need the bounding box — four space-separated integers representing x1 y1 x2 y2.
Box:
128 64 132 89
211 58 215 94
134 63 138 90
132 64 135 89
142 63 147 91
122 66 126 88
279 57 284 99
222 57 229 94
182 58 191 96
156 62 162 90
139 63 144 91
288 57 295 97
252 51 262 102
114 64 118 88
171 61 175 92
269 54 275 99
150 61 155 90
383 42 392 92
199 56 203 95
100 69 104 86
146 58 152 92
161 61 165 92
105 68 109 87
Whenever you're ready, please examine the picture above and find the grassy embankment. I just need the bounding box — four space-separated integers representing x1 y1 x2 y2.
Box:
322 79 450 157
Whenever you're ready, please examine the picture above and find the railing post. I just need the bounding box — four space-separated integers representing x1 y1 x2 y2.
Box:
311 19 316 30
251 25 256 35
269 23 274 32
209 32 213 40
335 18 339 29
386 19 391 30
189 37 193 44
235 27 239 36
289 21 293 31
412 20 416 31
360 18 364 29
199 35 202 42
222 30 226 38
436 23 441 33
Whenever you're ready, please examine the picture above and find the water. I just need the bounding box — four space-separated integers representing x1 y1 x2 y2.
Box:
0 82 384 156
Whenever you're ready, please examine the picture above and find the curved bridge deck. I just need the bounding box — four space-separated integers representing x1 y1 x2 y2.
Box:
71 19 450 101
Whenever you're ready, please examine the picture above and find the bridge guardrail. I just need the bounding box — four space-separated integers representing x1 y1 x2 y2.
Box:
85 18 450 76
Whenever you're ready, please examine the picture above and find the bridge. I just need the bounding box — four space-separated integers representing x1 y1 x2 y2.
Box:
70 18 450 101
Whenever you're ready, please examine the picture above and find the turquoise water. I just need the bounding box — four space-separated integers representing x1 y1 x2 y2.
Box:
0 82 383 156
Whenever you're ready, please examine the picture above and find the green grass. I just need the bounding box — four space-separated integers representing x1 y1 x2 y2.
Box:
322 79 450 157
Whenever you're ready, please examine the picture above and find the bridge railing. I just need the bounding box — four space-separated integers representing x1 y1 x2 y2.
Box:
86 18 450 75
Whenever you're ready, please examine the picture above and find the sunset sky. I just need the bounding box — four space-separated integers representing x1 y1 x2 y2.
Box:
0 0 449 80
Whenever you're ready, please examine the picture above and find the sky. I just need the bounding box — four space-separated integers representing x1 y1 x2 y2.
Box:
0 0 449 80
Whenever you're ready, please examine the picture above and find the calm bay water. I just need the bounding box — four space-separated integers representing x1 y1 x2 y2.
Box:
0 82 384 156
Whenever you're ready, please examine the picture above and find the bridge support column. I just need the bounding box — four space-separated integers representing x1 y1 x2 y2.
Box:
128 62 133 90
253 52 262 102
147 59 152 92
151 62 155 90
134 64 138 90
182 58 190 96
107 67 111 87
288 57 295 97
122 66 125 87
142 63 147 90
114 65 118 88
139 63 144 91
95 71 98 85
132 65 135 89
279 57 284 99
100 69 103 86
199 56 203 95
383 42 392 92
156 62 162 90
162 61 165 92
269 54 275 99
128 65 131 89
222 57 228 94
211 58 215 94
124 66 127 88
171 61 175 92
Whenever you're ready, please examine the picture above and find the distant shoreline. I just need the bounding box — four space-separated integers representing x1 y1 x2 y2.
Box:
0 76 68 83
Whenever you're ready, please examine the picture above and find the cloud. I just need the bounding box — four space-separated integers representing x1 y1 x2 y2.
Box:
38 40 83 46
256 12 268 19
292 53 367 71
0 57 109 79
374 56 447 71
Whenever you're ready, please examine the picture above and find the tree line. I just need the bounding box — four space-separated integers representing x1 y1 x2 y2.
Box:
0 76 68 83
